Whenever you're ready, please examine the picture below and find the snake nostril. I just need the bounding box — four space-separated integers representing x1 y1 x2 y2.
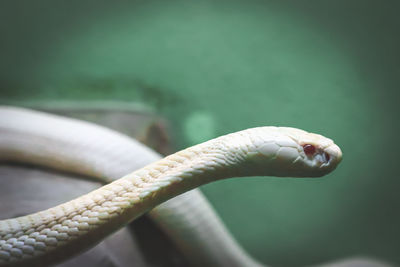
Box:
324 152 330 162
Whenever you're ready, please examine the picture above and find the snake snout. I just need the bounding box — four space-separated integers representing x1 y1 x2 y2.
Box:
324 143 342 166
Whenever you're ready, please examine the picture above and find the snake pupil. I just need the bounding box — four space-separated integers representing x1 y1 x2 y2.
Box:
303 144 316 156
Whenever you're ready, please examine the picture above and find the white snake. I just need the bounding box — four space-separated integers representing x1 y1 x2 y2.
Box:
0 106 342 267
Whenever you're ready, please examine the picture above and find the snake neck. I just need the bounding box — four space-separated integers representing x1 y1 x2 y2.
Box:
118 132 251 210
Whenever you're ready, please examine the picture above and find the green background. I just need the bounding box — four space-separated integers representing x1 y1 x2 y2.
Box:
1 1 399 266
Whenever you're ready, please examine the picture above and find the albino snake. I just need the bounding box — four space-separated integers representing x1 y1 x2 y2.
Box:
0 106 342 267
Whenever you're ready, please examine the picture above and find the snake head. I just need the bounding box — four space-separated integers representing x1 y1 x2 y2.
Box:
244 127 342 177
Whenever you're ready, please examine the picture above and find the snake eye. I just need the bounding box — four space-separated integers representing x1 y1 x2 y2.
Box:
303 144 316 156
324 152 330 162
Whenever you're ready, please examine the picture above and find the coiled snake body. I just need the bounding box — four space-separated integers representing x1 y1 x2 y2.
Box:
0 106 342 266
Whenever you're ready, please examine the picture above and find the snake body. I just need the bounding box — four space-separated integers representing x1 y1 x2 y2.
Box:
0 106 260 266
0 106 342 266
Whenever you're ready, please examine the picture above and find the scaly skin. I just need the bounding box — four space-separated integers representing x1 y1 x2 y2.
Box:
0 107 264 267
0 108 342 267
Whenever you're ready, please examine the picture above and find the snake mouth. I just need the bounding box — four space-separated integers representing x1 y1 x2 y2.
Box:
315 151 331 166
306 149 331 168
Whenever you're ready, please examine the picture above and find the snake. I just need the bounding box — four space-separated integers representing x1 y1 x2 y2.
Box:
0 106 342 267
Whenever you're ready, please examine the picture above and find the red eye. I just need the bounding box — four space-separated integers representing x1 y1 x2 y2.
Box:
303 144 316 156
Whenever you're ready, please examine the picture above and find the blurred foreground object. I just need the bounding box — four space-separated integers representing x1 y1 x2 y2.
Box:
318 256 394 267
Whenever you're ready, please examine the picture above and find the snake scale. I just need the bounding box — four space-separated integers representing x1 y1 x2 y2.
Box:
0 106 342 266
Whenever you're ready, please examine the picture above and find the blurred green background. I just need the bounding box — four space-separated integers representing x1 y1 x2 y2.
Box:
0 0 399 266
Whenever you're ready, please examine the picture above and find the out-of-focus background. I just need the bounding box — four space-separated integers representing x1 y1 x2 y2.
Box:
0 0 399 266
